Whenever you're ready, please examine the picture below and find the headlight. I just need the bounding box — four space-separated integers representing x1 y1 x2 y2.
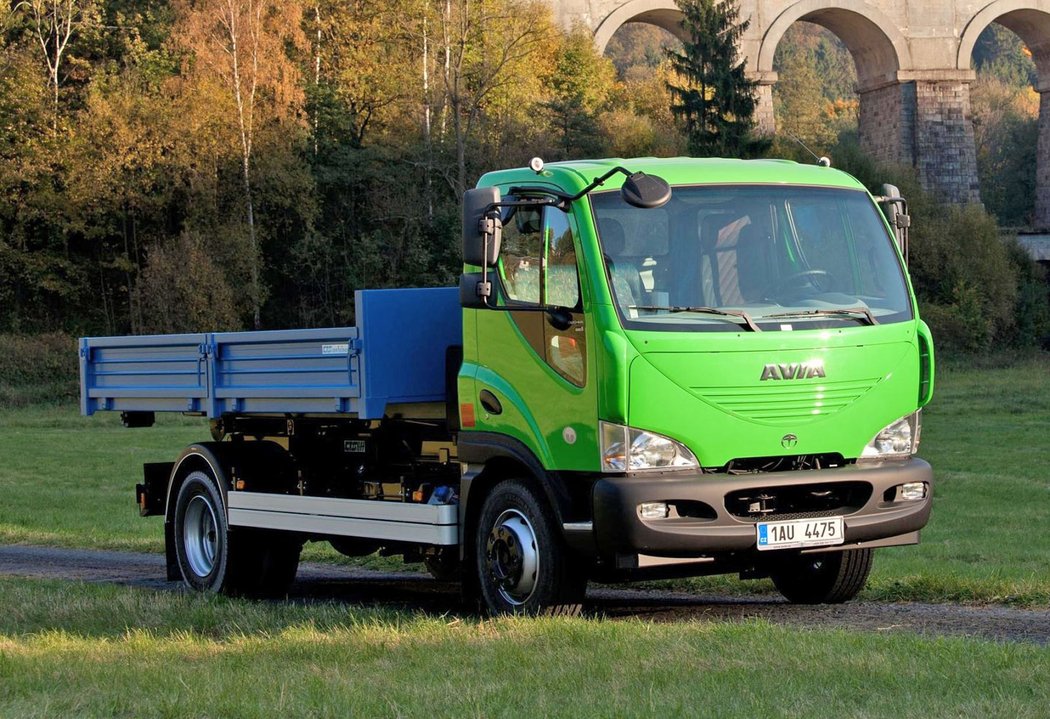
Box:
600 421 698 472
859 411 922 462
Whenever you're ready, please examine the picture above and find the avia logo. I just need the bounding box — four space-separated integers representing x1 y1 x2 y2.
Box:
760 361 826 381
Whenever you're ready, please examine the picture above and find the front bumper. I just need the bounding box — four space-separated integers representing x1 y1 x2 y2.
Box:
592 458 932 556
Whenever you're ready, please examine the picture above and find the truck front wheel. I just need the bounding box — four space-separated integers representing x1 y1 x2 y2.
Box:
770 548 873 604
475 480 585 616
173 469 300 597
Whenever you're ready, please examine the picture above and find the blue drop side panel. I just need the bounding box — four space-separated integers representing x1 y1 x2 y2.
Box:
79 287 461 419
79 333 210 416
210 326 362 416
356 287 462 419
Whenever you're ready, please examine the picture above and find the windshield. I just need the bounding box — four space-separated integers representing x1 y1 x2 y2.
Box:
591 185 912 332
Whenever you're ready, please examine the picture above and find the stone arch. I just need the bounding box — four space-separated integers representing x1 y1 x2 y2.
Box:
593 0 686 54
757 0 911 90
958 1 1050 85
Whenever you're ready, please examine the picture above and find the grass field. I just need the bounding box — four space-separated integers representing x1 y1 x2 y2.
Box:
2 355 1049 604
1 576 1049 718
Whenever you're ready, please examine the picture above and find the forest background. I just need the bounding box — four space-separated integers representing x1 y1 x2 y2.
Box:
1 0 1049 406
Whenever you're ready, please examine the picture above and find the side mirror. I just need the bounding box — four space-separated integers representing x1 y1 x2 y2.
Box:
459 272 489 309
878 183 910 263
463 187 502 267
621 173 671 209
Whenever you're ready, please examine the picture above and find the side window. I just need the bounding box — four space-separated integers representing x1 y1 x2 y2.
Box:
496 199 586 387
545 209 580 309
543 209 585 387
498 206 543 303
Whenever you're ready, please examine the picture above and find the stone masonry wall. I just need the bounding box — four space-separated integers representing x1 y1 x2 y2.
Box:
753 83 776 136
858 82 913 166
1035 91 1050 229
913 80 981 205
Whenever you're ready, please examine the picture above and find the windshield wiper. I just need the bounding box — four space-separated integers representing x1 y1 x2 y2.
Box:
763 307 878 326
629 305 761 332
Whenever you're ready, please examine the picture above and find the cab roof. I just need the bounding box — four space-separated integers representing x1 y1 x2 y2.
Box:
477 156 869 197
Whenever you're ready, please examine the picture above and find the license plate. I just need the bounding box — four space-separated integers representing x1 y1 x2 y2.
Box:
756 516 844 551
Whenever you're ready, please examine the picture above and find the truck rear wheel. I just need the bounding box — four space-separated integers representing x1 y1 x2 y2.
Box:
475 480 585 616
771 548 873 604
173 469 300 598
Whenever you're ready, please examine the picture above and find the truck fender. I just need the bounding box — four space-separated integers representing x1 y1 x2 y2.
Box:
165 440 296 517
162 440 294 580
457 431 574 558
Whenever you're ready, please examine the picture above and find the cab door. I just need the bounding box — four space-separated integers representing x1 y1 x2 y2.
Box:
472 201 598 471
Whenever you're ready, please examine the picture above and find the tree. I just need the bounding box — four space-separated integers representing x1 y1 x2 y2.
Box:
666 0 768 158
773 42 836 150
175 0 307 329
970 75 1038 226
544 25 616 159
441 0 554 197
14 0 99 132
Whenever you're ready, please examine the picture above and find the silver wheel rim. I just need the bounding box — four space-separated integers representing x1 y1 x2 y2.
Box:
183 494 219 577
485 508 539 606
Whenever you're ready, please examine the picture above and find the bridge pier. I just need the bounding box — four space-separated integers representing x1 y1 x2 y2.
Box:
858 72 981 205
752 71 777 136
1036 87 1050 229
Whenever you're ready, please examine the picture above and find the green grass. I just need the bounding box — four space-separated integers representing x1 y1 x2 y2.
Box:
2 355 1050 603
0 576 1048 718
864 354 1050 604
0 408 199 552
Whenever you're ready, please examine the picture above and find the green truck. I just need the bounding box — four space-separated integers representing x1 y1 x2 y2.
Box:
81 156 933 616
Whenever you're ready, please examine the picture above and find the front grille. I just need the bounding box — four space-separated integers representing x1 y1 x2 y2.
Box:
717 454 847 473
691 377 879 425
725 481 871 520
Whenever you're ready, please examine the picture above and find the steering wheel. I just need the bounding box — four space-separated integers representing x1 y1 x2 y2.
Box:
771 269 828 296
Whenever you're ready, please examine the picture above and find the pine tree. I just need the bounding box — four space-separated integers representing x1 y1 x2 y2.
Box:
667 0 769 158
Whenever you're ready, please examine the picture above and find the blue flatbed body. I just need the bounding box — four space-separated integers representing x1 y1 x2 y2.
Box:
80 287 461 420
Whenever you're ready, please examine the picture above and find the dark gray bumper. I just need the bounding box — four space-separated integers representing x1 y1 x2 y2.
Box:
592 458 932 556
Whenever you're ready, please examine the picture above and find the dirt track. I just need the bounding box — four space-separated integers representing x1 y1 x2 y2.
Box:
2 544 1048 645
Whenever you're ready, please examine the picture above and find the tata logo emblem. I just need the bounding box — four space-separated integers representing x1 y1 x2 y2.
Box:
781 434 799 449
760 360 826 381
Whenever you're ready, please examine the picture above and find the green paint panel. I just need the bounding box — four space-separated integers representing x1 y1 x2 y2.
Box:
626 323 920 466
469 306 598 471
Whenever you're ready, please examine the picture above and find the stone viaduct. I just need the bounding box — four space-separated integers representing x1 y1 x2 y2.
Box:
550 0 1050 226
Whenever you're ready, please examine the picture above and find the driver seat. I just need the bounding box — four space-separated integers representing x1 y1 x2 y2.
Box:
734 222 773 303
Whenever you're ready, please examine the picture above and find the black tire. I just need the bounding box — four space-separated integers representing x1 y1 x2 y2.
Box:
771 548 873 604
173 469 301 598
474 480 585 616
231 529 302 598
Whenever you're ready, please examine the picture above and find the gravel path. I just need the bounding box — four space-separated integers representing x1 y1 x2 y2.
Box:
2 544 1048 645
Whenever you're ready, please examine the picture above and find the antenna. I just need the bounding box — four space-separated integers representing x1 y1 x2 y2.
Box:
784 133 831 167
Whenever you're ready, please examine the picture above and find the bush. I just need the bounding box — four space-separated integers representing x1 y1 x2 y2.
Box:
1003 238 1050 348
138 233 242 334
0 333 79 407
910 204 1019 350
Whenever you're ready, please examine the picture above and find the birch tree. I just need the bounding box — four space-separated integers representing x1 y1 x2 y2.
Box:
177 0 306 328
441 0 553 197
15 0 98 131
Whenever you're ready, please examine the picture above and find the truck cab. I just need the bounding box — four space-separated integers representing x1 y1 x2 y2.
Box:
457 157 933 613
